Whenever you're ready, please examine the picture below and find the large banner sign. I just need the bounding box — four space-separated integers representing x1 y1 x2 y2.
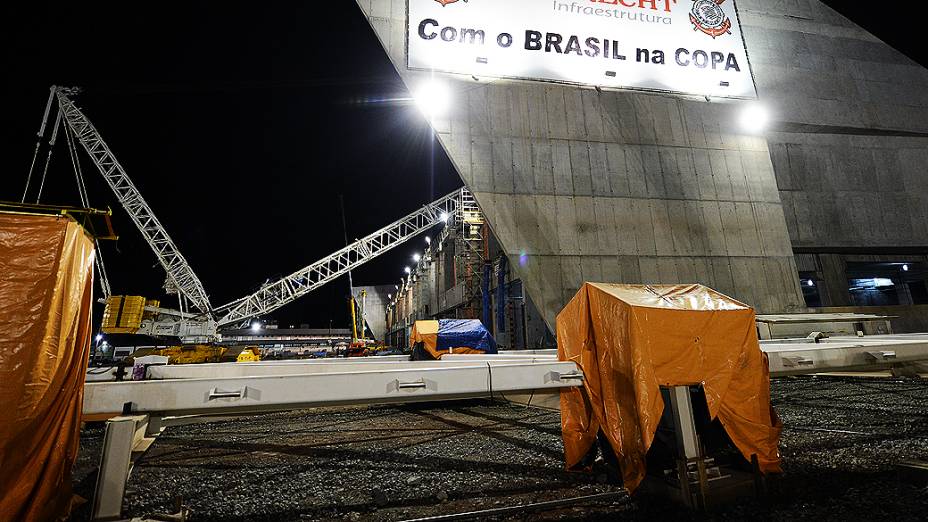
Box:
407 0 756 99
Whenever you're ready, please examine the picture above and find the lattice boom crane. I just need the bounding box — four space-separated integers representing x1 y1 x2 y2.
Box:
54 87 472 340
56 87 213 315
212 189 468 327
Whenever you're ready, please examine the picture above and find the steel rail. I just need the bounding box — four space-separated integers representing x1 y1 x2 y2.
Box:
397 491 629 522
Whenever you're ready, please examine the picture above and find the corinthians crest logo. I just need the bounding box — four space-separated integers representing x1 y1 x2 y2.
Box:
690 0 732 38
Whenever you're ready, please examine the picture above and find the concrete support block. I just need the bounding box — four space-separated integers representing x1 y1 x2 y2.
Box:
820 254 853 307
91 415 151 521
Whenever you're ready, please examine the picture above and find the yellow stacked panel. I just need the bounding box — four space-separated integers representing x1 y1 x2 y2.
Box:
100 296 146 334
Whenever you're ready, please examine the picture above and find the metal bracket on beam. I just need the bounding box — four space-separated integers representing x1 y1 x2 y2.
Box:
782 356 814 368
866 350 897 362
396 379 429 391
546 371 585 384
208 387 247 400
807 332 827 343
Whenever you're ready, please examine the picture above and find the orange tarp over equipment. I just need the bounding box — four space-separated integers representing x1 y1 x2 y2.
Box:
409 319 496 359
410 320 442 356
0 213 96 521
557 283 782 493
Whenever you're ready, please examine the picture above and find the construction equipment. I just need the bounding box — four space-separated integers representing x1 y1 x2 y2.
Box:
127 345 261 365
209 188 466 329
57 88 212 315
101 296 153 334
99 295 218 344
46 87 472 345
235 347 261 363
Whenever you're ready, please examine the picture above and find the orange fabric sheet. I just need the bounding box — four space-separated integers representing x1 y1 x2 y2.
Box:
0 214 95 521
409 320 440 354
557 283 782 493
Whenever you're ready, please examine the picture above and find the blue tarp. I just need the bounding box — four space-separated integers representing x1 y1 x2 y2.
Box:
435 319 498 354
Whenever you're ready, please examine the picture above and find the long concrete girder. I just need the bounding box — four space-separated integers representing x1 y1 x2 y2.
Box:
444 334 928 377
355 0 805 331
82 332 928 416
82 360 583 416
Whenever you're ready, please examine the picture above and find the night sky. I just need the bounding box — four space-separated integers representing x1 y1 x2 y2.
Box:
3 2 925 328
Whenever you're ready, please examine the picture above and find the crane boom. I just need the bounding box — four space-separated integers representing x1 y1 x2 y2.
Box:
55 87 213 314
213 188 472 327
51 87 477 338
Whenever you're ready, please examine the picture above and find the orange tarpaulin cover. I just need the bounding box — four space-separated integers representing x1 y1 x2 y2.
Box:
0 213 95 521
408 320 485 359
557 283 782 493
410 320 441 354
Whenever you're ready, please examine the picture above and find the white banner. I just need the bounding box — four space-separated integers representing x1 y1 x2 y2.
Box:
407 0 756 99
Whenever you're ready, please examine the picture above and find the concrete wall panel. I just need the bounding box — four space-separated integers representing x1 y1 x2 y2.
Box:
740 0 928 250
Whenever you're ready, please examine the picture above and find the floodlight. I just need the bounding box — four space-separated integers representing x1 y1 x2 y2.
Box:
413 80 451 119
739 103 770 134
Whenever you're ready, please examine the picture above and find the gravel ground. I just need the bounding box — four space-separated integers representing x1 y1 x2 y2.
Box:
70 376 928 521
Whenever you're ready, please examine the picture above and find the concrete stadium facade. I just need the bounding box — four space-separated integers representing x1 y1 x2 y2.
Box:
358 0 928 332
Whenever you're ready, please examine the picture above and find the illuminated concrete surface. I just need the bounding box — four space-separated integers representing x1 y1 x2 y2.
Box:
352 285 394 341
356 0 928 330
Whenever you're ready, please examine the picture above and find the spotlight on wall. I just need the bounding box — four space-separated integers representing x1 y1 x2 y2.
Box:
251 321 262 332
903 264 910 272
739 103 770 134
806 280 815 287
413 80 451 119
425 236 432 245
412 253 421 263
404 266 411 274
439 212 450 223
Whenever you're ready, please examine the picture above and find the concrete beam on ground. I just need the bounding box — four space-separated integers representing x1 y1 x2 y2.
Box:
763 335 928 376
451 335 928 378
144 358 557 379
83 361 582 417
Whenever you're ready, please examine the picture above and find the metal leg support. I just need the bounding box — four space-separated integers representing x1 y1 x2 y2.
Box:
91 415 156 521
668 386 700 461
668 386 708 510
